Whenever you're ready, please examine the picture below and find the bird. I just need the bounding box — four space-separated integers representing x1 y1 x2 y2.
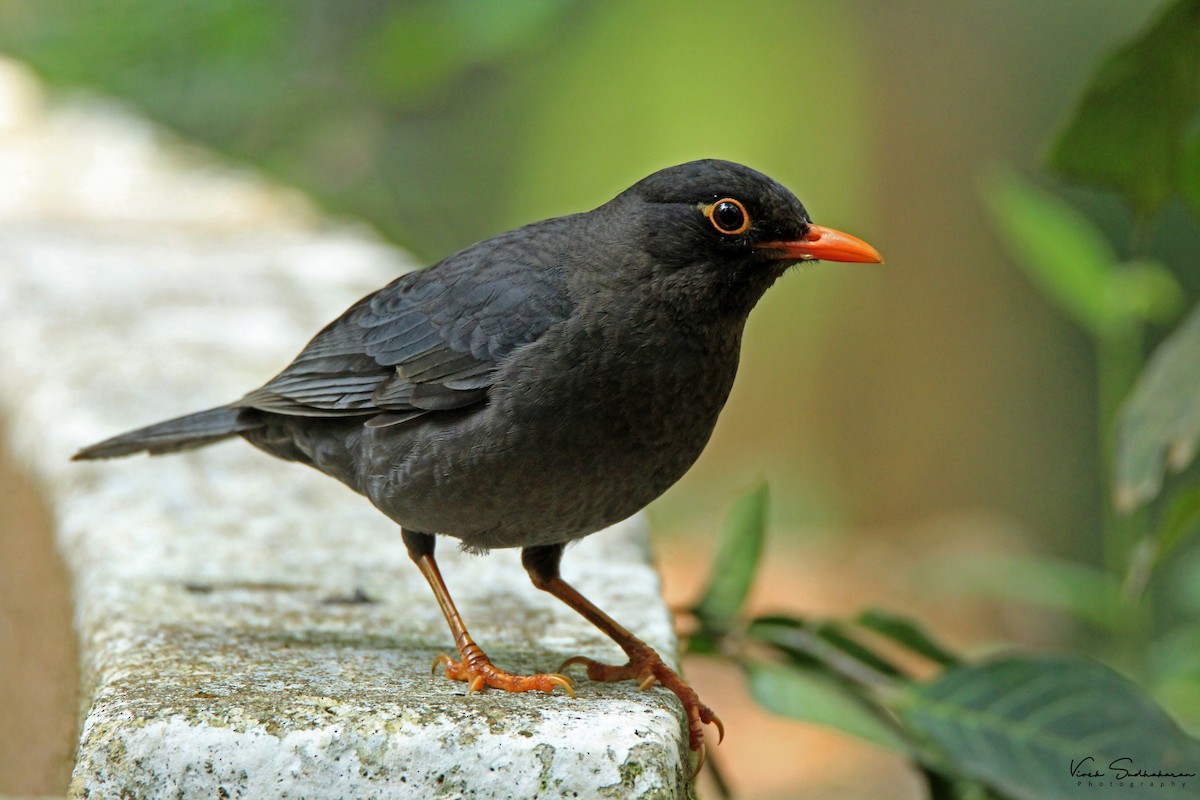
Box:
74 159 882 766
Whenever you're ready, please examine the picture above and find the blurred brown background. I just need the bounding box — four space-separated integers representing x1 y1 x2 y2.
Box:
1 1 1187 797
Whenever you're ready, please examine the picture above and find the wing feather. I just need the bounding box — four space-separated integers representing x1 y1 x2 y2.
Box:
233 229 573 422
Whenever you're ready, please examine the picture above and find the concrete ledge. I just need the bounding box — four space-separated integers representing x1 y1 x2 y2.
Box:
0 61 690 798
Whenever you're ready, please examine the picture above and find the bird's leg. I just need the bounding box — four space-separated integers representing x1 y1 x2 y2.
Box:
402 529 573 697
522 544 723 760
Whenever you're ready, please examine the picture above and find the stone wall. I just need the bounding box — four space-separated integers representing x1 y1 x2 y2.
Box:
0 59 689 799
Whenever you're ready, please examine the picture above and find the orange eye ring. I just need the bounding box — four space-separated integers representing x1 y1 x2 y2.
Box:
704 198 750 235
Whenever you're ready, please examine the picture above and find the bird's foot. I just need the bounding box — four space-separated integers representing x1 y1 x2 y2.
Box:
432 652 574 697
559 645 723 765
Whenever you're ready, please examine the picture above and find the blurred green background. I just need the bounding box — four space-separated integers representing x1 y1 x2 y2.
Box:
3 1 1197 797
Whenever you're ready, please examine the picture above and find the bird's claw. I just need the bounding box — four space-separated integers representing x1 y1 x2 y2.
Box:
431 652 575 698
431 652 454 676
706 707 726 744
558 649 722 766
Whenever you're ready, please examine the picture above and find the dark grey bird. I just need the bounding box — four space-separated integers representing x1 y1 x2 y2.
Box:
75 159 882 764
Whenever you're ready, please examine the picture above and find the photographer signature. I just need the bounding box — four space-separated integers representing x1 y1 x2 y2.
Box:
1071 757 1195 781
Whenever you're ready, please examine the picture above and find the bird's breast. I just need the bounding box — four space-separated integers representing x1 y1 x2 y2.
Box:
366 311 745 548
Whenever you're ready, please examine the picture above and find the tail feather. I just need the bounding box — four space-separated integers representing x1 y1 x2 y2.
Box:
73 406 262 460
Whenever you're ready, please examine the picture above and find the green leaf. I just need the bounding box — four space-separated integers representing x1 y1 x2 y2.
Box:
983 170 1183 341
693 483 769 632
744 660 907 751
1150 626 1200 734
748 615 905 680
1114 303 1200 510
815 621 908 680
982 169 1124 338
921 768 1011 800
746 615 821 670
1045 0 1200 217
1110 259 1185 325
1150 625 1200 689
929 553 1123 631
682 628 722 657
855 608 961 668
893 655 1200 800
1172 549 1200 616
1156 485 1200 564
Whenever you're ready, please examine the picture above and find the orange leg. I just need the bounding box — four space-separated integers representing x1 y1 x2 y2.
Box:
403 529 573 697
522 544 723 765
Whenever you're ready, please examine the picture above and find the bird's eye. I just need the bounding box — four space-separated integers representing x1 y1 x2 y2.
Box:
705 198 750 235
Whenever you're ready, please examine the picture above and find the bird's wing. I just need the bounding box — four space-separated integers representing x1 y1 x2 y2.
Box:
235 250 572 421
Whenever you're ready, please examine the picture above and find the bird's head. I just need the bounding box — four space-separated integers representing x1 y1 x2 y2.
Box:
604 159 882 317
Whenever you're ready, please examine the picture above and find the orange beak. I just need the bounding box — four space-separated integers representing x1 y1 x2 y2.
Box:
756 224 883 263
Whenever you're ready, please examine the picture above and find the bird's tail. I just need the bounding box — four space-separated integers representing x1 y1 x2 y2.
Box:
73 406 262 460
